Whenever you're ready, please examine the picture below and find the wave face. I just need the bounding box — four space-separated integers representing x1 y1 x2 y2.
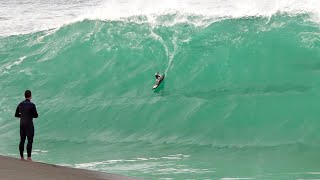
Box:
1 3 320 179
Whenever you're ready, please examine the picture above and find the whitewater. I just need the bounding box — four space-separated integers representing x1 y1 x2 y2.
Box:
1 0 320 179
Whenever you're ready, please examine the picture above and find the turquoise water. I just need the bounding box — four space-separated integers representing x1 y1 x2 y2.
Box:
1 1 320 179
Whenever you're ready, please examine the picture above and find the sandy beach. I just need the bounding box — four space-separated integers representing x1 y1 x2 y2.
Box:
0 155 139 180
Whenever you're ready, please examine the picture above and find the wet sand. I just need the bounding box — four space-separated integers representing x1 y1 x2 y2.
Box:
0 155 139 180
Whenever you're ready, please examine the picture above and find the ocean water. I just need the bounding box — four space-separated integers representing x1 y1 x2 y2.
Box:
1 0 320 179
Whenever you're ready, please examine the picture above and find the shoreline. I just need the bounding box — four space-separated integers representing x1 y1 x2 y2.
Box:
0 155 139 180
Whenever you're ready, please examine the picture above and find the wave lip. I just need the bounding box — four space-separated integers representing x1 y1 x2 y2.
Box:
1 0 320 36
86 0 320 19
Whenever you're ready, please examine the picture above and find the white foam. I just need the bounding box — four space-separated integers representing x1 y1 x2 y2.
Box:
82 0 320 23
74 153 190 169
5 56 26 70
33 149 49 153
1 0 319 36
0 56 27 75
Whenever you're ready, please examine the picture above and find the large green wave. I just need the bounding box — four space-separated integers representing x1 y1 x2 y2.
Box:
1 14 320 179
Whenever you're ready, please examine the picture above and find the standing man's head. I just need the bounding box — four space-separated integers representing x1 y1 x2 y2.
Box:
25 90 32 100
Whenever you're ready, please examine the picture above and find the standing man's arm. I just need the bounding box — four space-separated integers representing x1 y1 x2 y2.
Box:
14 105 20 118
33 104 38 118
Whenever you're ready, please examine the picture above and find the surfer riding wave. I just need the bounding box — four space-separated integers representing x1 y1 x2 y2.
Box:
153 72 165 89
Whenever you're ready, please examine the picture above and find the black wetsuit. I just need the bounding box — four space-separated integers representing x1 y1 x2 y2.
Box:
15 99 38 158
155 74 162 84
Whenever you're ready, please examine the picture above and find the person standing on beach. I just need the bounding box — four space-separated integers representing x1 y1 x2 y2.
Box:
15 90 38 161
